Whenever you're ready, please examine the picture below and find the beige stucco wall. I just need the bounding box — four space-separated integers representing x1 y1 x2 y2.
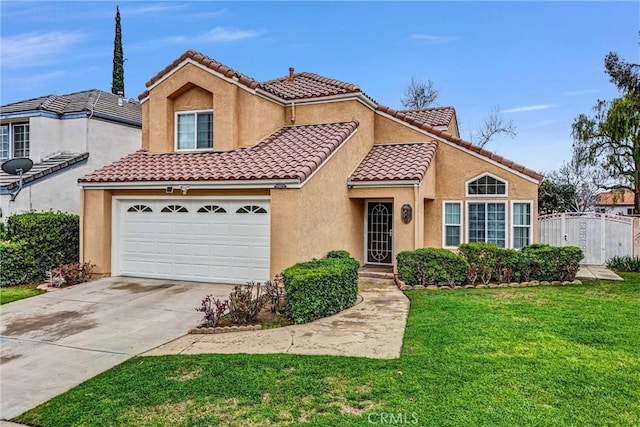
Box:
270 103 376 273
81 60 540 281
142 63 284 152
423 140 539 248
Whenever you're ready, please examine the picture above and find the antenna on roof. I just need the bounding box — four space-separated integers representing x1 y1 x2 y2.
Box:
1 157 34 201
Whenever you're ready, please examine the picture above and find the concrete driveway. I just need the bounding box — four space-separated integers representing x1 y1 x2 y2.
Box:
0 277 231 420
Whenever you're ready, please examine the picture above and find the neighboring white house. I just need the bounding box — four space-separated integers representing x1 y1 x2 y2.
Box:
595 191 635 216
0 90 141 217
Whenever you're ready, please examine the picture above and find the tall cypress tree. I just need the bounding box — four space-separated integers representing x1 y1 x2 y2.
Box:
111 6 125 96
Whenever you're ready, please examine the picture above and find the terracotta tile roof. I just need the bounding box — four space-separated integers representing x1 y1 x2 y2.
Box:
377 105 543 181
398 107 455 127
597 191 634 206
140 50 260 100
261 72 362 100
1 90 141 125
1 153 89 191
136 50 540 182
349 143 437 183
80 121 359 184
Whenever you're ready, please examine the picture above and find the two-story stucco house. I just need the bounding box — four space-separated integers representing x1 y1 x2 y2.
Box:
79 50 541 284
0 90 141 217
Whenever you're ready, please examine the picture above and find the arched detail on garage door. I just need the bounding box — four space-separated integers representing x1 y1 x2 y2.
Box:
127 204 153 213
197 205 227 213
236 205 267 214
161 205 188 213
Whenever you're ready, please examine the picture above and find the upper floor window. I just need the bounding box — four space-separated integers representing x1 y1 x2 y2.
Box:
467 174 507 196
0 123 30 162
176 111 213 150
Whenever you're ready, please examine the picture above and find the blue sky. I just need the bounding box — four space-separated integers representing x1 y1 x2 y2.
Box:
1 1 638 173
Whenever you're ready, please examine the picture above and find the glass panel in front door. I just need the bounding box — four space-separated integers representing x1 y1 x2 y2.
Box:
367 202 393 264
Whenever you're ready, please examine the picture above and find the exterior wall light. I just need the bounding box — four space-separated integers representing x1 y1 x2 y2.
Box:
401 203 412 224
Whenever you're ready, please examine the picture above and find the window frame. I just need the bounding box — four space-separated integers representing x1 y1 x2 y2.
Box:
511 200 533 249
174 110 214 151
442 201 463 248
0 122 30 161
465 200 508 248
465 173 508 198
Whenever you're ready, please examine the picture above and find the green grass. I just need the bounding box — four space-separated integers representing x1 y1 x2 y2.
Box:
0 285 44 304
17 274 640 426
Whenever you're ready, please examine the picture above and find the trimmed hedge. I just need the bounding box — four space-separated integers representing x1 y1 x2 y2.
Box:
520 244 583 281
4 212 80 284
0 240 38 286
397 248 468 287
283 253 360 324
326 250 351 259
397 243 584 288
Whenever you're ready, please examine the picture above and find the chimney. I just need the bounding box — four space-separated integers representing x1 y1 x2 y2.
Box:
117 91 124 107
288 67 294 82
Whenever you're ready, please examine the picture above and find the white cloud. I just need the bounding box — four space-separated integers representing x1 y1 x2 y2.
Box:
124 3 188 15
564 89 599 96
0 31 86 68
411 34 461 44
181 9 227 22
502 104 555 113
133 27 263 50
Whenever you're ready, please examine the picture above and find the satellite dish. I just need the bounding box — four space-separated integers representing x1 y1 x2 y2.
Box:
1 157 33 201
2 157 33 175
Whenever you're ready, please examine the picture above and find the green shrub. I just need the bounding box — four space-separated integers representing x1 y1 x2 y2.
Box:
6 212 79 281
458 243 501 285
495 249 521 283
520 244 583 281
326 250 351 259
283 255 359 324
0 240 39 286
397 248 468 287
606 255 640 272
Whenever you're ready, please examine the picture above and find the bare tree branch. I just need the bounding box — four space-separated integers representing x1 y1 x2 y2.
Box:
472 105 517 148
401 76 439 109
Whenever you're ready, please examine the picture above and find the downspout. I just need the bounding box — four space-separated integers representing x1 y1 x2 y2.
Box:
414 183 420 249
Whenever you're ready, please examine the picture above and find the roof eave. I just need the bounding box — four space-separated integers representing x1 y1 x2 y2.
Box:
347 179 421 188
78 178 303 190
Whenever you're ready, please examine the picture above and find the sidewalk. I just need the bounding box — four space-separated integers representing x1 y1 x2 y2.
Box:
576 265 623 281
143 278 410 359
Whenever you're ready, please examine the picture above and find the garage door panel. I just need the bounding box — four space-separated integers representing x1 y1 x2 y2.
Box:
117 199 270 284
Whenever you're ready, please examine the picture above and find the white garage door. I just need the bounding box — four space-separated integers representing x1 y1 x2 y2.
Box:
114 198 270 284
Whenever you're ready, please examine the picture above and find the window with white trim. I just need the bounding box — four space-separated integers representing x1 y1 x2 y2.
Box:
0 123 30 161
512 202 532 249
467 174 507 196
0 125 8 161
176 111 213 150
443 202 462 247
468 202 506 248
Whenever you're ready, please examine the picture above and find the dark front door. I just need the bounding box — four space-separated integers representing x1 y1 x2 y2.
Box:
366 202 393 265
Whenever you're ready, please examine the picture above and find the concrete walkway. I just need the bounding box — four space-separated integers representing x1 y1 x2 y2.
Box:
143 278 410 359
576 265 623 281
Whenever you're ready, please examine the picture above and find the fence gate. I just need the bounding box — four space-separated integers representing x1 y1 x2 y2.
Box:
538 213 633 265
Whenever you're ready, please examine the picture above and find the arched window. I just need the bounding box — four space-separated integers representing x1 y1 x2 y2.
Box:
127 204 152 213
236 205 267 214
197 205 226 213
161 205 188 213
467 174 507 196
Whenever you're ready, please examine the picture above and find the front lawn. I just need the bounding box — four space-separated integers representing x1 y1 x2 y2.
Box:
17 274 640 426
0 285 44 304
